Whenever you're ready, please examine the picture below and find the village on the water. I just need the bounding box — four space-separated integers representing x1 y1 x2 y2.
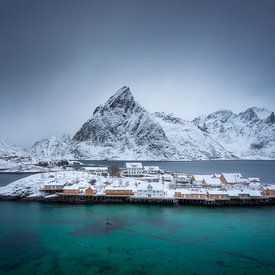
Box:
30 161 275 206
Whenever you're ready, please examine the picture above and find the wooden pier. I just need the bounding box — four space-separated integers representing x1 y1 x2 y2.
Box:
37 194 275 206
1 194 275 206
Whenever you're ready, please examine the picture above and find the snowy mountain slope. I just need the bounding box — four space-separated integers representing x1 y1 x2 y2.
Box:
72 86 179 160
153 112 235 160
0 140 29 160
31 135 73 160
0 140 30 169
1 87 274 161
193 107 275 159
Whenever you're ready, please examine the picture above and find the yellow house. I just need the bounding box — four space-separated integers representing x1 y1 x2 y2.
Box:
261 185 275 197
105 185 134 196
63 186 80 195
85 186 94 196
174 189 206 199
207 190 229 200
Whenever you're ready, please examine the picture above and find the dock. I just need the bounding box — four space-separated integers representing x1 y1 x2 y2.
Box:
2 193 274 206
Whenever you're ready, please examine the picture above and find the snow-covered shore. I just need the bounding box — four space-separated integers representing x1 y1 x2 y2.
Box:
1 170 274 207
0 171 142 198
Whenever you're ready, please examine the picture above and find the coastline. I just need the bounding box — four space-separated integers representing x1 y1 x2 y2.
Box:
1 194 275 207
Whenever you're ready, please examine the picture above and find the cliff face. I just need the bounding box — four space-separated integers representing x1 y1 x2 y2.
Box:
72 86 178 159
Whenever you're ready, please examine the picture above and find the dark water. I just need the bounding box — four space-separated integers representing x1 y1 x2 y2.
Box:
0 202 275 274
82 160 275 184
0 173 36 187
1 161 274 187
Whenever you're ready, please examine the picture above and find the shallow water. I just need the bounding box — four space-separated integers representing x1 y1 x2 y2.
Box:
0 202 275 274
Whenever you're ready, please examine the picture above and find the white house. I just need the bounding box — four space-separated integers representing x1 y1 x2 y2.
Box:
125 162 143 176
191 175 212 186
143 166 162 174
82 166 109 176
162 174 174 182
135 182 165 198
175 173 191 183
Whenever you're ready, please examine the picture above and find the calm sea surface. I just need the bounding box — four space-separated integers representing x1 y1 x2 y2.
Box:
0 202 275 274
1 161 275 274
0 172 36 187
82 160 275 183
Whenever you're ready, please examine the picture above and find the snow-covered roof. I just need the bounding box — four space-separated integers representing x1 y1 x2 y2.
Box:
248 177 261 182
175 173 189 179
126 162 143 169
264 184 275 190
208 190 229 195
144 166 160 171
226 189 262 197
175 189 206 195
249 182 262 189
163 173 173 178
192 175 213 182
221 173 243 183
83 166 108 171
63 185 80 190
105 185 134 191
44 182 65 186
203 177 222 186
137 182 164 191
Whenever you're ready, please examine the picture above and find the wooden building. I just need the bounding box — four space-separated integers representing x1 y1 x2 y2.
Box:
220 173 249 185
63 186 80 195
85 186 94 196
202 177 222 188
42 183 64 193
105 186 134 196
261 185 275 197
174 189 206 199
207 190 229 200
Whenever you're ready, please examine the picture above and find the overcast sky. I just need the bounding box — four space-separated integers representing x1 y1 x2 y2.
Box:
0 0 275 147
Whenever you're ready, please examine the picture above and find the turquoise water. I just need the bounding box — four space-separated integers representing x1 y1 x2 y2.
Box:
1 202 275 274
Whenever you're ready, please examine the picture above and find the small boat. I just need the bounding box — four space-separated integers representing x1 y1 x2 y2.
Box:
106 217 111 227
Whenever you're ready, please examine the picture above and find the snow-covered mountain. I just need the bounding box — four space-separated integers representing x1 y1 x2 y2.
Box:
71 86 178 160
31 135 73 161
1 86 274 161
0 140 29 160
0 140 30 169
193 107 275 159
153 112 235 160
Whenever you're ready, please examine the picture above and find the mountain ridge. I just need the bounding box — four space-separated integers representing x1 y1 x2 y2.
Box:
1 86 274 162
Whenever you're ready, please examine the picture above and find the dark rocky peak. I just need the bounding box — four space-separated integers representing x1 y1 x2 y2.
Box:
153 112 184 124
265 112 275 124
105 86 138 111
92 86 140 116
239 107 259 121
206 109 233 122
